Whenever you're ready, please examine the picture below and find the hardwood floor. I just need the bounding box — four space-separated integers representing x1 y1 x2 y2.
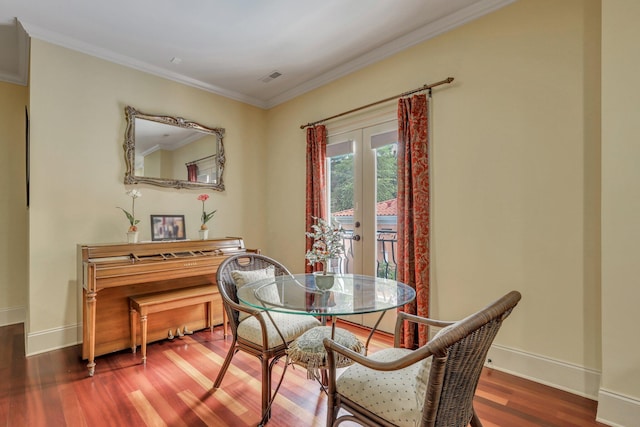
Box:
0 322 606 427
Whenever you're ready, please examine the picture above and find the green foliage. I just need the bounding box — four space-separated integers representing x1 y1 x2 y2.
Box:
118 207 140 226
330 153 354 213
201 209 217 225
329 144 397 213
376 144 397 203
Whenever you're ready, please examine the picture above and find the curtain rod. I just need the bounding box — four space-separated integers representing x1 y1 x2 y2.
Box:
299 77 454 129
185 154 215 166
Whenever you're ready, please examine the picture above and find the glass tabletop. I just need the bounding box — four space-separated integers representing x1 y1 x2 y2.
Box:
236 273 416 316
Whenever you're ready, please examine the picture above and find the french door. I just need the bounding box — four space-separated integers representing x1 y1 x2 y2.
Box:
326 121 399 332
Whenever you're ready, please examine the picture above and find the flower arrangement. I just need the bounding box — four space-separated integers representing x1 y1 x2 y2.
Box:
117 189 141 232
305 216 345 274
197 194 217 230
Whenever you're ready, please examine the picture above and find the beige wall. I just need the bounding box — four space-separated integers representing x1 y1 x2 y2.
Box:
600 0 640 421
27 39 268 350
0 81 28 324
267 0 602 389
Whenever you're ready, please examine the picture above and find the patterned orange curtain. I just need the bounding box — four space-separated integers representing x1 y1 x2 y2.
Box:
305 125 327 273
397 94 430 348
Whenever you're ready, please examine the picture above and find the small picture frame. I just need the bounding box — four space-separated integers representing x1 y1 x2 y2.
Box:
151 215 186 241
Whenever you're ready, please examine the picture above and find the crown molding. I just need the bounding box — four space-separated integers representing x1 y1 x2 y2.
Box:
15 19 29 85
0 19 29 86
16 0 515 109
19 20 269 108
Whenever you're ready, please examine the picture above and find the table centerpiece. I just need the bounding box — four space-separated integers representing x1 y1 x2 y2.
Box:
305 216 345 290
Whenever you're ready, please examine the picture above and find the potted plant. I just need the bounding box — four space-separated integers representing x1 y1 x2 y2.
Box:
305 216 345 289
117 189 141 243
197 194 216 239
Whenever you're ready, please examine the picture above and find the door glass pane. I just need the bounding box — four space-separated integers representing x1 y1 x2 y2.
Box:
374 139 398 280
327 139 355 274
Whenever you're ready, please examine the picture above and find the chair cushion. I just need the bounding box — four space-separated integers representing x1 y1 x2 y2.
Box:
287 326 364 379
231 267 277 319
336 347 427 427
237 312 321 348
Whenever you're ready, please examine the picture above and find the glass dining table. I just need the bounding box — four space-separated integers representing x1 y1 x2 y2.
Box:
236 273 416 350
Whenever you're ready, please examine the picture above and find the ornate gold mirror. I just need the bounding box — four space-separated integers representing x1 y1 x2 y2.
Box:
123 106 225 190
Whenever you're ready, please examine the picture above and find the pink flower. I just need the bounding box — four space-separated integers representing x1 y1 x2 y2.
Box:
197 194 209 202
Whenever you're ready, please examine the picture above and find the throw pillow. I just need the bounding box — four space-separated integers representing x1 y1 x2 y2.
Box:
231 266 277 319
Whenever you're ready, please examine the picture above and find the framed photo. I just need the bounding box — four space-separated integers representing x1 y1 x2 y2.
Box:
151 215 186 241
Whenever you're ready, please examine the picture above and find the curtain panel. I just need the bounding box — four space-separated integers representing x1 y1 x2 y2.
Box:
187 164 198 182
305 125 327 273
397 94 430 348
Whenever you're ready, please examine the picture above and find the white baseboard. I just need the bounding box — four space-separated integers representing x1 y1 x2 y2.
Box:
26 323 82 356
0 305 26 326
596 389 640 427
486 344 601 399
486 345 640 425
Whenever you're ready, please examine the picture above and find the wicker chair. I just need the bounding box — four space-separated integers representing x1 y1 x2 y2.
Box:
213 254 321 425
323 290 521 427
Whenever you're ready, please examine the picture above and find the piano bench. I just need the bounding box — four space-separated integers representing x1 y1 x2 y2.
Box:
129 285 217 364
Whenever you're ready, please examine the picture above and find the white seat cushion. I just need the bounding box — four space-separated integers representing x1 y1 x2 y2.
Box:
336 347 430 427
237 312 321 348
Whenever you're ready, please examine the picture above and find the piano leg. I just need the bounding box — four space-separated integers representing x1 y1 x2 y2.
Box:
140 314 148 364
86 290 97 376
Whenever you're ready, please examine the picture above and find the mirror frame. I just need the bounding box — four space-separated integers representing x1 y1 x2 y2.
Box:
123 106 225 191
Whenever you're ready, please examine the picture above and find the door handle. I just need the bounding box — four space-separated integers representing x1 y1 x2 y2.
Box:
352 234 361 241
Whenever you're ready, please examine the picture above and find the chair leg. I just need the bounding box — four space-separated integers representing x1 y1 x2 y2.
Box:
213 340 237 389
325 392 337 427
261 354 272 423
470 407 483 427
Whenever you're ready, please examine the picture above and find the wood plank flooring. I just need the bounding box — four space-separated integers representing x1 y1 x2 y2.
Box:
0 322 606 427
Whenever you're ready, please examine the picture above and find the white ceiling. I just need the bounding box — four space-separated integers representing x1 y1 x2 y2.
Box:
0 0 514 108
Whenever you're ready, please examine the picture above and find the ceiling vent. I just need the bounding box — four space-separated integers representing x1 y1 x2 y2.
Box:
259 71 282 83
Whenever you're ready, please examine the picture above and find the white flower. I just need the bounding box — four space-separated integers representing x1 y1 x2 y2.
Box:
305 216 345 274
127 189 142 199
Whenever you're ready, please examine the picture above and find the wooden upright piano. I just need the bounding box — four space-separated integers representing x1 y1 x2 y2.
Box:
79 237 256 376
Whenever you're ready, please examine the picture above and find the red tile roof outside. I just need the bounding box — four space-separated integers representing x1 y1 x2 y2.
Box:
333 198 397 217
